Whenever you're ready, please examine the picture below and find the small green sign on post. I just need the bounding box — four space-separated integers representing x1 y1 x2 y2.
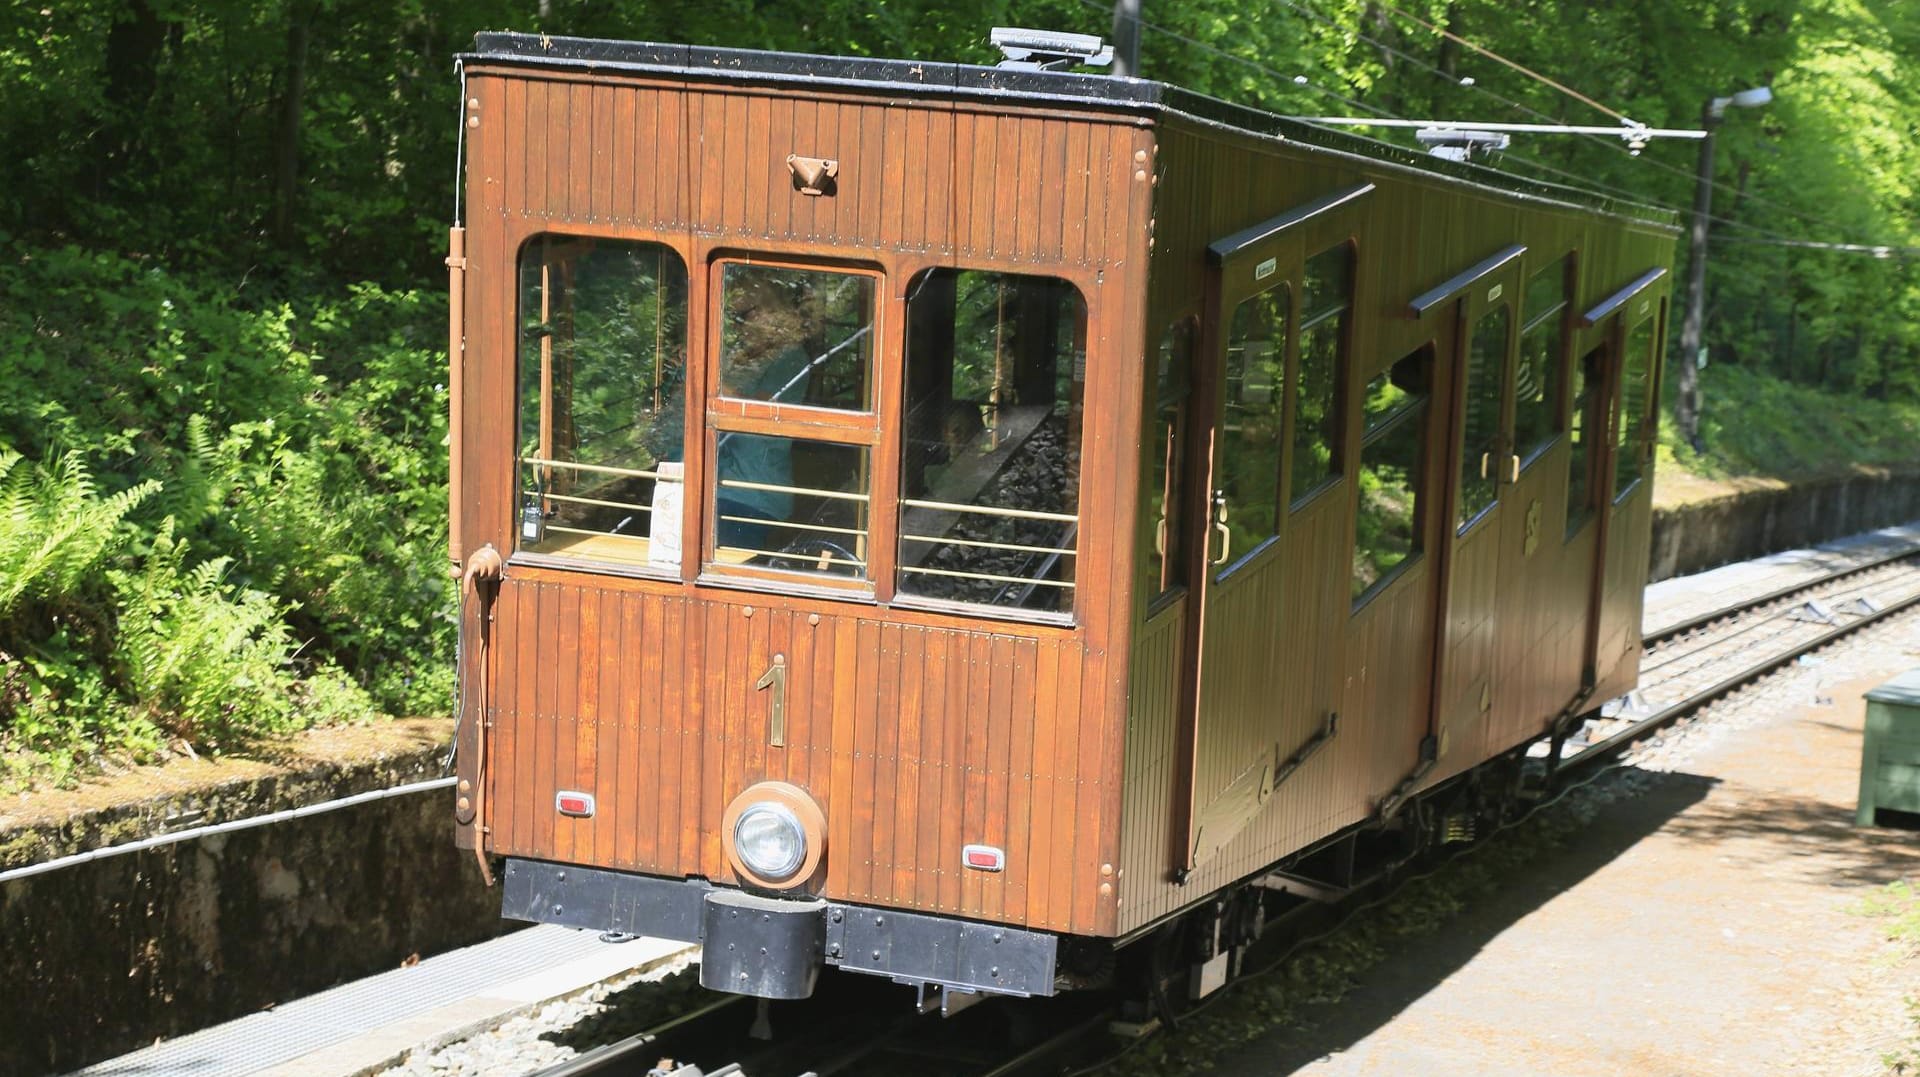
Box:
1859 668 1920 827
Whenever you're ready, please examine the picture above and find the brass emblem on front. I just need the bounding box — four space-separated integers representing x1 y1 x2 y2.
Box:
756 654 788 747
1523 498 1542 557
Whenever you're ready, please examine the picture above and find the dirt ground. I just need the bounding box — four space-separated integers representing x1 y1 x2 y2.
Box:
1208 620 1920 1076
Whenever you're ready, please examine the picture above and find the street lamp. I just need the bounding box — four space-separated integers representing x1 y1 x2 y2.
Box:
1676 84 1772 449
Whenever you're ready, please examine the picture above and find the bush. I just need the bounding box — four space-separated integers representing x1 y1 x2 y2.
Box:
0 452 378 784
0 247 451 786
1661 362 1920 480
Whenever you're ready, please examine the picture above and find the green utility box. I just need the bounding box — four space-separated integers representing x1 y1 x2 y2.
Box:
1858 668 1920 827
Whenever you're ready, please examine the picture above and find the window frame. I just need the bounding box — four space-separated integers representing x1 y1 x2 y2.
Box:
1514 254 1573 471
1287 241 1354 515
1351 344 1432 611
508 231 694 581
700 253 888 596
1455 300 1513 537
888 265 1090 623
1147 314 1199 614
1565 341 1608 541
1610 307 1660 506
504 239 1099 628
1214 279 1295 578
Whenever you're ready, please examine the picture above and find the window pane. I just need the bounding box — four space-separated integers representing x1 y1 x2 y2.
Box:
1523 257 1568 325
718 264 873 411
1515 258 1568 461
898 269 1084 613
715 433 870 578
516 236 688 567
1354 348 1429 601
1292 245 1350 507
1150 319 1194 598
1613 316 1656 497
1566 345 1603 538
1219 285 1287 563
1457 305 1509 530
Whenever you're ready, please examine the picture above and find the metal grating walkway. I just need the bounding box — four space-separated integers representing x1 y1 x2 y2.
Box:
73 925 690 1077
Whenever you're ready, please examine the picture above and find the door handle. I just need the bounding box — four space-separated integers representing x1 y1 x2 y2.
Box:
1479 451 1491 480
1507 453 1520 483
1211 492 1231 566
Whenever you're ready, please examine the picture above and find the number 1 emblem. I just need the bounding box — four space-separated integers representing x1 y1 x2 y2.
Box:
756 654 788 747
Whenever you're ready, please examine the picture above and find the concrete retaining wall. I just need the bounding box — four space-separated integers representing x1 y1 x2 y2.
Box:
1650 470 1920 583
0 722 505 1076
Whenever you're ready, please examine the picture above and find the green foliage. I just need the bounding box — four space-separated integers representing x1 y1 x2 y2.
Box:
0 247 445 784
1660 362 1920 480
112 524 375 750
0 449 158 618
0 452 376 786
0 0 1912 784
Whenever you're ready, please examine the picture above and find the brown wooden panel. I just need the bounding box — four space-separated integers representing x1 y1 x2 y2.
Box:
491 76 522 216
524 80 549 217
1114 116 1674 934
478 570 1111 933
1049 638 1086 927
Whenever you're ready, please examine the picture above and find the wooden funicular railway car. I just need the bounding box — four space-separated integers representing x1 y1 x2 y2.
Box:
447 30 1674 1007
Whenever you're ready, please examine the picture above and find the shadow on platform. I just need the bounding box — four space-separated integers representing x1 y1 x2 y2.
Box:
1211 766 1718 1075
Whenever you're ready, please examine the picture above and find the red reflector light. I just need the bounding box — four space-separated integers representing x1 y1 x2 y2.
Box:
963 844 1004 872
556 792 595 817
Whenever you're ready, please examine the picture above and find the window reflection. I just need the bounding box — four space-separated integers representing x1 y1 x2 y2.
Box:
516 236 689 567
713 433 870 577
1219 284 1287 565
1457 305 1509 531
897 269 1084 614
1292 244 1351 508
1515 257 1569 462
1614 315 1657 498
718 264 873 411
1354 346 1430 602
1150 319 1194 600
1567 344 1605 538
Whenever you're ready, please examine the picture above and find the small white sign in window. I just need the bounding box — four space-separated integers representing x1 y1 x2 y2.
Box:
648 461 684 566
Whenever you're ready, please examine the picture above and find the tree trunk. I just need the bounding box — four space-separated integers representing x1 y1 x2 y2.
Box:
1435 4 1461 80
272 4 313 249
93 0 168 198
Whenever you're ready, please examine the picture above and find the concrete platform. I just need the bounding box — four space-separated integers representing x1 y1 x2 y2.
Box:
72 926 691 1077
1643 520 1920 638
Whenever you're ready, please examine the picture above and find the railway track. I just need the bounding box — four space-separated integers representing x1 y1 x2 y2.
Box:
1572 547 1920 764
523 546 1920 1077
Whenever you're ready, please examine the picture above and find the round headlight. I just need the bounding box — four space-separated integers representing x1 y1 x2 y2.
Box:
733 802 806 881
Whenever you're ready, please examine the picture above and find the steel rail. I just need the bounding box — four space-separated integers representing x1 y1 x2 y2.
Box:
521 995 759 1077
1645 545 1920 645
1578 581 1920 764
0 776 457 886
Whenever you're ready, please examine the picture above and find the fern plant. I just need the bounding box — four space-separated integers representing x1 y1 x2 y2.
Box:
0 449 159 619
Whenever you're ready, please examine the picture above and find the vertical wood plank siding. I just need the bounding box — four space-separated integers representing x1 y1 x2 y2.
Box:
1116 118 1672 932
482 575 1108 932
459 61 1670 944
459 69 1150 938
